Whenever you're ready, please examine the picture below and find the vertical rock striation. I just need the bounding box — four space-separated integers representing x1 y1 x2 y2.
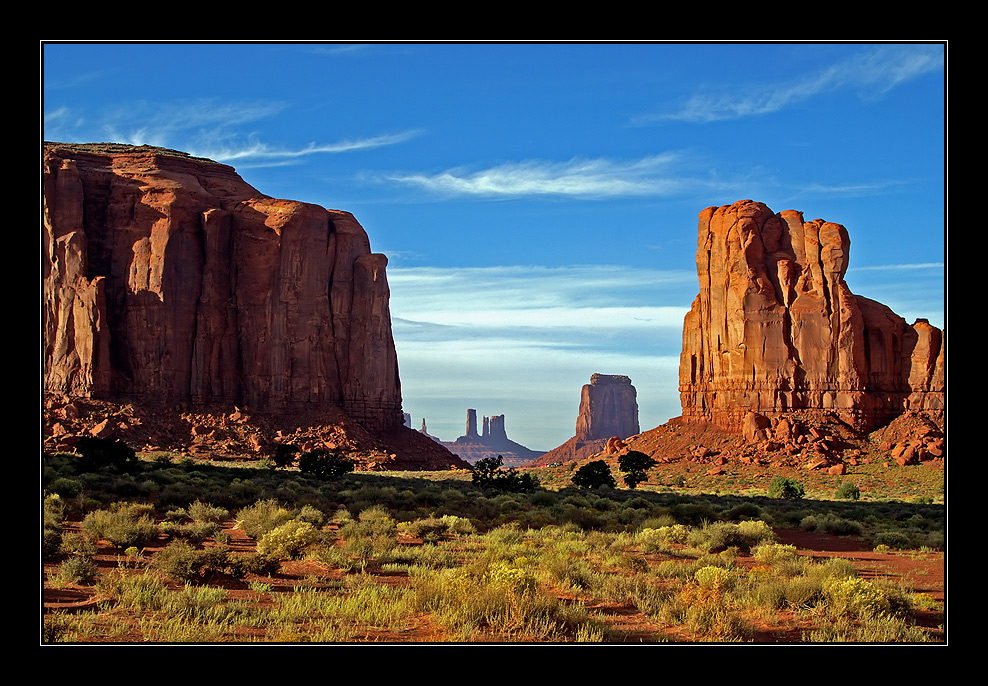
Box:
43 143 404 432
574 374 641 442
679 199 944 433
532 374 641 465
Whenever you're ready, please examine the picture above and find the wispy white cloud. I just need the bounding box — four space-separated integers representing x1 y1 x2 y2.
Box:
99 99 290 144
204 130 423 165
384 154 690 198
387 264 693 446
388 264 696 317
43 96 419 167
642 44 944 124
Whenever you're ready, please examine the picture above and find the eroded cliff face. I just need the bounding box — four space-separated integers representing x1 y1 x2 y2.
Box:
43 143 403 432
679 199 944 433
531 374 641 466
575 374 640 442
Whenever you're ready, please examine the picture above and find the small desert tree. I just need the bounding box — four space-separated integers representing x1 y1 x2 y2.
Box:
768 476 805 500
271 443 300 470
618 450 657 489
298 449 354 480
470 455 539 492
571 460 617 489
74 436 138 473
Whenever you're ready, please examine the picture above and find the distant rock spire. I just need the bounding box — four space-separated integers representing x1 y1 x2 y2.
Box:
466 409 479 439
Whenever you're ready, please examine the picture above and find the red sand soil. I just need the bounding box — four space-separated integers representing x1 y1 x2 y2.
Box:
43 518 945 644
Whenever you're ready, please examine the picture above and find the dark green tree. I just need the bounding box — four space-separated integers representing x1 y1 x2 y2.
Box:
298 449 354 480
271 443 300 470
571 460 617 489
74 436 138 473
618 450 657 489
469 455 539 492
768 476 805 500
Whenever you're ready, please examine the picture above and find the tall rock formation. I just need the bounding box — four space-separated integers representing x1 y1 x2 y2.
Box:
43 142 404 432
575 374 640 442
533 374 641 465
443 409 545 465
679 199 945 434
465 409 480 440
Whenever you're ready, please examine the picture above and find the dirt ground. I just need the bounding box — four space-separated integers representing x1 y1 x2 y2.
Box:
43 516 945 644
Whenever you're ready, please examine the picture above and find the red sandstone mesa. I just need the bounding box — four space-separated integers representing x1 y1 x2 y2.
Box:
679 199 944 435
534 374 641 465
43 143 403 432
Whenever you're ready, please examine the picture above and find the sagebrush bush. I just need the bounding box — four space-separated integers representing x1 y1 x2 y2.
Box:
152 540 232 582
55 556 98 585
43 494 65 559
48 477 84 498
687 521 776 554
161 520 221 544
752 543 800 566
187 500 229 523
800 513 863 537
822 576 906 619
236 499 295 540
228 552 281 578
60 532 98 558
835 481 861 501
872 530 913 550
257 519 320 559
694 565 734 590
81 504 159 550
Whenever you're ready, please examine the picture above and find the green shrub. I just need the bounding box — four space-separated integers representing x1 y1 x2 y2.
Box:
60 532 98 558
43 528 63 560
752 543 801 566
724 502 762 521
834 481 861 501
687 520 776 554
298 449 354 480
228 552 281 578
800 513 863 537
152 540 232 582
695 565 734 590
257 519 320 559
161 520 221 544
768 477 805 500
81 504 159 550
403 514 476 542
187 500 228 523
571 461 617 489
236 499 295 540
822 576 907 619
55 555 98 585
43 494 65 559
48 477 84 498
872 531 913 550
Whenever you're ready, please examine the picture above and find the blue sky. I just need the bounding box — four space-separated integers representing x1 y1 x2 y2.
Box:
43 42 946 450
